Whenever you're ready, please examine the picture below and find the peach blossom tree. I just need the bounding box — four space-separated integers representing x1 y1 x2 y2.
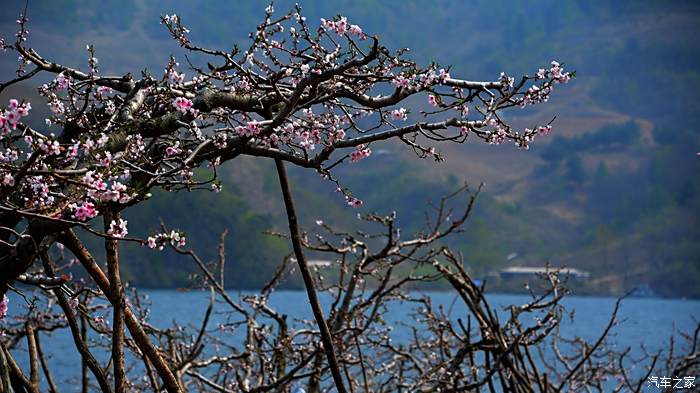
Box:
10 5 697 393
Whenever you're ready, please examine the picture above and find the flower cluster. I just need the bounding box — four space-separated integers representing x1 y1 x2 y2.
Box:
235 121 261 137
54 73 71 90
522 61 572 107
499 72 515 89
483 118 505 145
523 84 553 105
391 108 407 121
173 97 194 113
87 47 99 75
0 5 574 261
428 95 438 107
0 99 31 136
392 75 410 89
391 67 449 92
161 13 191 46
537 125 552 135
346 196 362 208
0 295 8 320
350 145 372 163
2 172 14 186
82 171 133 204
543 61 572 83
94 315 106 327
107 218 128 238
165 142 182 157
70 201 99 222
320 16 365 39
168 70 185 84
147 230 187 250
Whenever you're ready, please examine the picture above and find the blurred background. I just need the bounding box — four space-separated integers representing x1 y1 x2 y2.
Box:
1 0 699 298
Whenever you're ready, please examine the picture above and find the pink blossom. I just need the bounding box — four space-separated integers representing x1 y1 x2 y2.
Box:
391 108 407 121
499 72 514 88
168 70 185 84
321 18 335 30
96 133 109 147
299 130 317 151
50 101 65 115
549 61 571 83
523 84 552 106
460 126 469 136
517 136 531 150
173 97 193 113
162 14 179 24
235 121 261 137
71 201 98 221
537 125 552 135
5 111 19 125
40 140 61 156
347 197 362 208
170 230 186 247
335 16 348 34
108 219 128 238
68 143 80 157
55 73 71 90
0 295 8 319
96 86 113 95
438 68 450 81
103 182 129 203
349 24 364 38
2 173 14 186
350 145 372 162
147 230 186 250
392 75 409 89
166 142 182 156
97 151 112 167
180 168 193 180
419 71 437 87
83 138 95 151
427 95 438 107
15 102 30 117
237 79 250 90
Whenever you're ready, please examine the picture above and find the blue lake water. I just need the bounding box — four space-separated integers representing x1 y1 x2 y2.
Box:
4 290 699 391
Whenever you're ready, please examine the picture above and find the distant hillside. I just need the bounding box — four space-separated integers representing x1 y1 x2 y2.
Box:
1 0 698 296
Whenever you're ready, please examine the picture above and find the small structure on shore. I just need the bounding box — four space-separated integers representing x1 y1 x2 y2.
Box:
500 266 590 280
290 258 334 268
